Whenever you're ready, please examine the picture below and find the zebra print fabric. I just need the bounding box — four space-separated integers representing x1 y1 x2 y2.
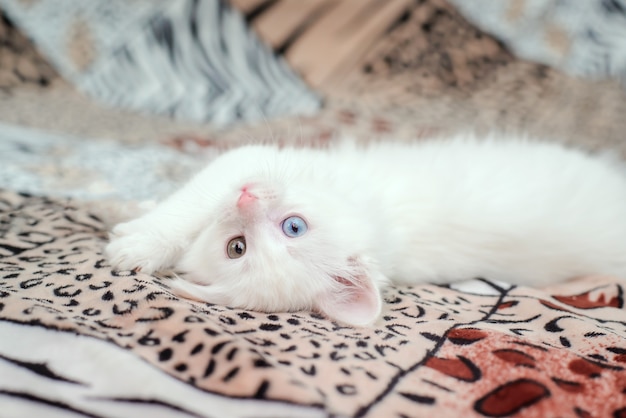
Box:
80 0 320 125
0 321 319 418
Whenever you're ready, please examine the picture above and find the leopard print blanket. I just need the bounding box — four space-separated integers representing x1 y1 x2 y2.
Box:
2 189 626 417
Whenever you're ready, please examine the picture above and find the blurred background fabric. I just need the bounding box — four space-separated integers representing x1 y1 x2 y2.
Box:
0 0 321 126
449 0 626 84
0 0 624 200
0 0 623 148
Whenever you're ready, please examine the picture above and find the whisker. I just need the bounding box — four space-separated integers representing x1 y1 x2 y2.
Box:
260 112 275 145
295 116 303 148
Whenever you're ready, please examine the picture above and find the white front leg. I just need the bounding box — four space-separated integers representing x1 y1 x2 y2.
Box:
105 166 223 273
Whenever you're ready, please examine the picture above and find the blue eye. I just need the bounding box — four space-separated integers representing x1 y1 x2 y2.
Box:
281 216 308 238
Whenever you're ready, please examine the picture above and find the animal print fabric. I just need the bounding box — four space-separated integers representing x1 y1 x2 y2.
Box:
3 189 626 417
0 10 58 92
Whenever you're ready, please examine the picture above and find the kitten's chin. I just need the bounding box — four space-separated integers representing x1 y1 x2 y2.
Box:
166 277 230 305
175 270 212 286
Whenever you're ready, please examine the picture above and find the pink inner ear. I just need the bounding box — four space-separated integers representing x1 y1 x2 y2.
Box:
334 276 354 287
316 273 382 327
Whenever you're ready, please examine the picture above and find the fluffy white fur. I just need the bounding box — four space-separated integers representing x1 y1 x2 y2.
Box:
106 135 626 326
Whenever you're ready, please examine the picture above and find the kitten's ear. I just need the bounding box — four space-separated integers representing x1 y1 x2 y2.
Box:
315 257 384 327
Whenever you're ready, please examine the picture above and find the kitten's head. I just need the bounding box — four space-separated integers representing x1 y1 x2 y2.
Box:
170 146 386 326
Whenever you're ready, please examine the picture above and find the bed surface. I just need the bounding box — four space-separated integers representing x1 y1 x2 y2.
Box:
2 1 626 416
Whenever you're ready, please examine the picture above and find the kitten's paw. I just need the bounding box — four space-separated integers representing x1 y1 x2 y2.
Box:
105 220 183 274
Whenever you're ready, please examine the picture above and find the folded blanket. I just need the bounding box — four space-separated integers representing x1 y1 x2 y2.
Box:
2 189 626 417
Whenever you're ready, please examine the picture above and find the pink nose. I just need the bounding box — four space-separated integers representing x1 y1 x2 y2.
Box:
237 189 257 208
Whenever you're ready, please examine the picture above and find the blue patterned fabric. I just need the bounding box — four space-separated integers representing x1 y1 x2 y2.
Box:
0 0 320 126
449 0 626 85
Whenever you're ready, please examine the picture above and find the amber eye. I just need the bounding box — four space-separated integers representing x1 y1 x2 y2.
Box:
227 236 246 259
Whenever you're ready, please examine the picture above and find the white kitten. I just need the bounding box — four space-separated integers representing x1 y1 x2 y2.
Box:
106 135 626 326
